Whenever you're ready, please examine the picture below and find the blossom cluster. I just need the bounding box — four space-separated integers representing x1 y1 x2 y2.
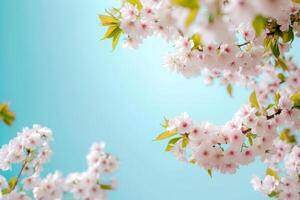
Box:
101 0 300 87
156 87 299 198
100 0 300 199
158 88 299 169
251 146 300 200
0 125 118 200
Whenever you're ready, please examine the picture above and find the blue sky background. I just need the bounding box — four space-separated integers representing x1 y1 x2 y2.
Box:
1 1 299 199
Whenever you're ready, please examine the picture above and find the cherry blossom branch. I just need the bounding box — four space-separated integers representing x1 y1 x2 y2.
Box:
11 150 31 191
100 0 300 199
0 125 119 199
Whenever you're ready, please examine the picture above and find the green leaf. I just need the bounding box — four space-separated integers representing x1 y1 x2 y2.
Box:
1 188 10 195
99 15 119 26
208 14 214 23
226 84 233 97
266 168 279 180
252 15 266 36
165 137 182 151
281 27 294 43
290 91 300 109
127 0 143 10
276 58 288 71
181 136 189 148
155 130 178 141
268 191 279 198
207 169 212 178
172 0 200 27
172 0 199 9
100 184 113 190
263 37 272 49
265 104 274 111
189 159 196 164
191 34 202 49
0 103 15 126
271 39 280 58
277 73 286 83
8 177 17 190
102 25 119 39
246 132 253 146
185 9 199 27
112 29 122 50
274 93 281 108
249 91 260 109
280 128 297 144
161 117 169 128
292 0 300 4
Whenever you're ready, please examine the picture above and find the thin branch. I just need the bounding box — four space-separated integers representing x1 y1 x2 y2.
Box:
11 150 31 191
237 41 250 48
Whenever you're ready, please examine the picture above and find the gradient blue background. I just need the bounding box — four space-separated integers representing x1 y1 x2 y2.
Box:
1 1 299 199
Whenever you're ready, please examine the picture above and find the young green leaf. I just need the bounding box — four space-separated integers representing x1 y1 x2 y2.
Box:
189 159 196 164
226 84 233 97
274 93 281 108
171 0 200 27
181 136 189 148
249 91 260 109
191 34 202 49
252 15 266 36
268 191 279 198
112 29 122 50
8 177 17 190
271 39 280 58
266 168 279 180
1 188 10 195
277 73 286 83
276 58 288 71
165 137 182 151
290 91 300 109
155 130 178 141
281 27 294 43
0 103 15 126
207 169 212 178
102 25 119 39
161 117 169 128
172 0 199 9
100 184 113 190
265 104 274 111
246 132 253 146
293 0 300 3
185 9 199 27
99 15 119 26
280 128 297 144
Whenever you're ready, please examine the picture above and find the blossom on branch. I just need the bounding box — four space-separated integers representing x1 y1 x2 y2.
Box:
0 125 119 200
100 0 300 199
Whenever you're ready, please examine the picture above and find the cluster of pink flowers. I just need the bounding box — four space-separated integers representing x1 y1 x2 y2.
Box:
0 125 118 200
165 91 299 168
102 0 300 86
101 0 300 199
158 60 300 197
251 146 300 200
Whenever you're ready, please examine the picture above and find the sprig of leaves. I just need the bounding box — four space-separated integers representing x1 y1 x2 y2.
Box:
249 91 260 109
0 103 15 126
99 11 122 50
